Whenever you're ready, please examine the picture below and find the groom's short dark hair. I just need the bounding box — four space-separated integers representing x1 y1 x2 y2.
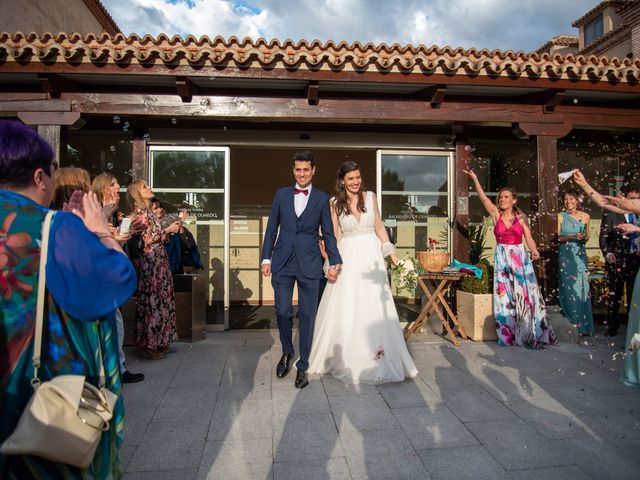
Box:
292 150 316 167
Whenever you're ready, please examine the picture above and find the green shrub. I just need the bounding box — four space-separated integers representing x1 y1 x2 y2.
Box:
460 259 492 294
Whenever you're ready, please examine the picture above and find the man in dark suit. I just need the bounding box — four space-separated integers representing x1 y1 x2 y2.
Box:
599 187 640 336
261 151 342 388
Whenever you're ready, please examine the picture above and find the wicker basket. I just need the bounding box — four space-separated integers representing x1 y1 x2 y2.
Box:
416 251 450 272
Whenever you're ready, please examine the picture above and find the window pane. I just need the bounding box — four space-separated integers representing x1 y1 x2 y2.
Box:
151 150 225 189
66 132 133 185
381 155 448 192
153 192 224 222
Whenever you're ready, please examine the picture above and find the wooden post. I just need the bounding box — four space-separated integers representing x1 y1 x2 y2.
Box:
37 125 62 165
131 137 147 181
530 134 560 303
454 134 470 263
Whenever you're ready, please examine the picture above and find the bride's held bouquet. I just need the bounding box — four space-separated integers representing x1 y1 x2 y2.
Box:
387 254 425 294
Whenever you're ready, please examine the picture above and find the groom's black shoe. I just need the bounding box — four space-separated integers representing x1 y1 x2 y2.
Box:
294 369 309 389
276 354 293 378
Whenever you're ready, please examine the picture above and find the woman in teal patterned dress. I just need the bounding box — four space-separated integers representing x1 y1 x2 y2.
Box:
557 189 594 336
573 169 640 387
0 121 137 478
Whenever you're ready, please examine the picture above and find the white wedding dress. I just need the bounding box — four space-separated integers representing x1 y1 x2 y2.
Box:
308 192 418 384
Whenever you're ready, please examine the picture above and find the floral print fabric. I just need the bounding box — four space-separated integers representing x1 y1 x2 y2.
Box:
134 208 177 350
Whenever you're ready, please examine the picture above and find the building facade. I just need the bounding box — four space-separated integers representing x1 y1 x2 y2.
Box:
1 2 639 328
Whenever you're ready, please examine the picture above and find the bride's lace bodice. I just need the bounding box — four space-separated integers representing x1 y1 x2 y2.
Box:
339 191 374 235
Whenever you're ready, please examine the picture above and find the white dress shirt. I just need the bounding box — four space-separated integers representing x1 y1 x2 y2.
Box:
294 183 312 217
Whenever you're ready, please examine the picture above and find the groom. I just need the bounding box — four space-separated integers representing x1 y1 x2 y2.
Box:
261 151 342 388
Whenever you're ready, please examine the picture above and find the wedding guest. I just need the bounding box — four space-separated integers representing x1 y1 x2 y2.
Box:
598 186 640 336
557 189 594 336
308 161 418 384
52 166 91 209
0 120 136 477
573 169 640 388
464 169 556 348
92 172 145 383
125 181 179 359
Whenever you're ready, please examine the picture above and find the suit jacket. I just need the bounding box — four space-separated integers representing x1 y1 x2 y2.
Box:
261 185 342 279
599 210 632 258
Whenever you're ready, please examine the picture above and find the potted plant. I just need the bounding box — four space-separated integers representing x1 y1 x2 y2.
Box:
456 225 497 341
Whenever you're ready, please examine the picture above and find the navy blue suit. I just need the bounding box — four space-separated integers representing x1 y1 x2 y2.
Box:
262 185 342 371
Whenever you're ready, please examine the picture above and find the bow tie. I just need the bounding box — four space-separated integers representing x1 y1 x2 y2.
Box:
294 188 309 196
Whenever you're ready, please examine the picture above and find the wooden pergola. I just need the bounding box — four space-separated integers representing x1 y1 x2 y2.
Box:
2 32 640 295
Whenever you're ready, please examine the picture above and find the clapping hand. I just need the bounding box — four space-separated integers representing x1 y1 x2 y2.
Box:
65 191 111 236
614 223 640 235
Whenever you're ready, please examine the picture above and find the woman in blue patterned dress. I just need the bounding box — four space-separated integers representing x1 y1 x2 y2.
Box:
0 120 137 478
557 189 594 336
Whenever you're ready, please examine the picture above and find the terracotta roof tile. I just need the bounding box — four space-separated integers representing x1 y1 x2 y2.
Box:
534 35 579 54
0 32 639 83
572 0 633 27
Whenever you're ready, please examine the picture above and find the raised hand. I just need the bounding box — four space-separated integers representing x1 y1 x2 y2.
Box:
572 169 587 186
462 169 477 181
614 223 640 235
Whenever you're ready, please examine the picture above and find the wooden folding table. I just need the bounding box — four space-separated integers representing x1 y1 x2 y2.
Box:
404 272 468 346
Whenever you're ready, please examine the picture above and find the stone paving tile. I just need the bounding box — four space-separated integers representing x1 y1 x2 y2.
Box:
328 394 401 432
127 421 209 472
339 428 429 480
417 445 511 480
272 457 352 480
547 436 640 480
321 375 379 396
209 398 273 441
434 384 520 423
272 413 344 462
124 469 199 480
465 419 575 471
170 355 226 387
376 377 442 409
393 405 479 450
218 369 272 402
199 459 274 480
272 376 331 416
152 384 218 424
199 437 272 473
507 465 595 480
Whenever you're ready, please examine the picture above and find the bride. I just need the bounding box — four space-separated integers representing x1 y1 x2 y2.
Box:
308 161 419 384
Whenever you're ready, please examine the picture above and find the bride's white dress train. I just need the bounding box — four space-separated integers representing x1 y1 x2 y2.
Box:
308 192 418 384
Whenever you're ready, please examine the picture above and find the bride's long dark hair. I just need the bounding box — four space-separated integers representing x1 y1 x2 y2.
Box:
333 161 366 218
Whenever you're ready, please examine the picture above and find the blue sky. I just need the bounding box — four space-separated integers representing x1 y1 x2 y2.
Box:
102 0 598 52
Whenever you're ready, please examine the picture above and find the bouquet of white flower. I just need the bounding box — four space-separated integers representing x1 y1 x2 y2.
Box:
388 255 425 294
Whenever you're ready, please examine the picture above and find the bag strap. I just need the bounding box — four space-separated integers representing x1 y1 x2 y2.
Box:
32 210 55 385
32 211 107 389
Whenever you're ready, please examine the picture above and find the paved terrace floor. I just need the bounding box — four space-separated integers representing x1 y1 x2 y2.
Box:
120 329 640 480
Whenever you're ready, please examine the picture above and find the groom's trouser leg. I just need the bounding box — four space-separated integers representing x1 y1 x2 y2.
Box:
295 272 320 372
272 257 296 356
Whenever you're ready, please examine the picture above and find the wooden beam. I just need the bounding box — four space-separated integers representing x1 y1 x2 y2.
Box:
60 92 640 129
512 121 573 139
176 77 196 103
18 111 82 126
0 98 70 112
307 81 319 106
37 74 79 98
410 85 447 108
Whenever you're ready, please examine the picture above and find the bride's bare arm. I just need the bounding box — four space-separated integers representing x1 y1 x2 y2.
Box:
371 192 398 264
330 199 342 243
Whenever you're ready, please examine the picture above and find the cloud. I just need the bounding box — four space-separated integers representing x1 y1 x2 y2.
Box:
102 0 598 51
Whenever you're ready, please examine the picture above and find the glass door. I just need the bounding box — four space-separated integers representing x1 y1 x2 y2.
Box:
376 150 453 297
149 145 230 329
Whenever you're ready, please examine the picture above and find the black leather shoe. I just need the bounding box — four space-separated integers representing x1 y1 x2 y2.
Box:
294 369 309 389
276 354 293 378
122 370 145 384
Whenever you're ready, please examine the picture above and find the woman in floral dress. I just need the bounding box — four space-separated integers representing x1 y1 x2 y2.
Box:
125 180 180 359
464 169 556 348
